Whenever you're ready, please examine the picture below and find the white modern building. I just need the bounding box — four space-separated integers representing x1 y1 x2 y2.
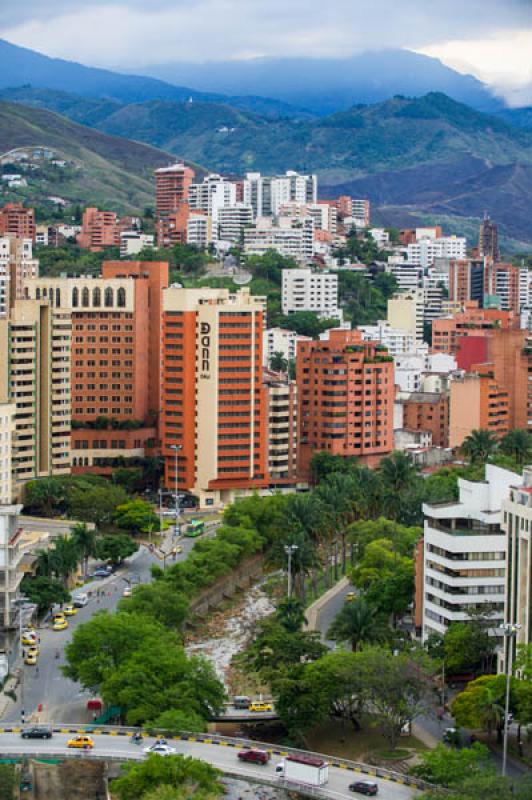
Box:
422 464 521 642
244 219 314 262
189 173 237 223
263 327 312 367
0 236 38 317
359 320 416 356
119 231 155 258
407 236 467 269
282 268 342 320
0 404 14 505
186 214 212 249
243 171 317 219
369 228 390 248
501 467 532 670
217 204 254 244
0 503 24 653
386 263 423 292
387 289 425 343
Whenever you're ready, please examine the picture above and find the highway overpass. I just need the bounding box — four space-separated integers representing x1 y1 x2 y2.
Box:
0 725 425 799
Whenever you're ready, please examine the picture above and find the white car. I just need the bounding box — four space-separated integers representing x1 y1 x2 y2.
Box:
122 587 132 597
143 743 176 757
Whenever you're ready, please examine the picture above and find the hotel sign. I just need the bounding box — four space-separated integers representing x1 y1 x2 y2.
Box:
200 322 211 379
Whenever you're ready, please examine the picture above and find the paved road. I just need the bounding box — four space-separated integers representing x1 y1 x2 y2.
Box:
4 530 214 725
315 583 356 647
0 731 419 800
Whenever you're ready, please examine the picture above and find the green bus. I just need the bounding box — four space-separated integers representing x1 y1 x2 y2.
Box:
185 519 205 537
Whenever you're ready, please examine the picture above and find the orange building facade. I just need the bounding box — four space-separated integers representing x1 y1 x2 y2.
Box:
0 203 35 240
449 372 509 448
161 287 268 507
77 208 120 251
296 329 394 477
402 392 449 448
432 303 518 354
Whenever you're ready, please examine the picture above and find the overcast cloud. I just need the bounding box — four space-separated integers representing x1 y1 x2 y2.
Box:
0 0 530 92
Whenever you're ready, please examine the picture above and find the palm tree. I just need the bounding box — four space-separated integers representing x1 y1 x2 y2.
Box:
500 429 532 465
327 594 387 651
461 429 499 463
269 351 288 374
70 523 97 578
378 451 417 494
478 686 505 742
52 536 80 586
276 596 307 633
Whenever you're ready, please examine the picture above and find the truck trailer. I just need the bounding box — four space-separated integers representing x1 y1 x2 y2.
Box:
276 754 329 786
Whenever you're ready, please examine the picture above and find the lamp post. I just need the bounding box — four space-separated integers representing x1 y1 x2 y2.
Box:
169 445 182 538
500 622 521 777
284 545 298 598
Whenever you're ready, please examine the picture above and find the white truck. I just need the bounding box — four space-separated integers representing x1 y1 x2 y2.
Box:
276 755 329 786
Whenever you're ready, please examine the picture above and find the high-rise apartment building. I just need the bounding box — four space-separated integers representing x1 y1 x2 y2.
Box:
296 329 394 476
0 203 35 240
449 372 509 448
432 303 518 354
479 214 499 262
217 205 254 244
387 290 424 342
0 236 38 317
243 171 317 219
0 404 14 504
421 464 518 642
406 236 467 269
0 299 71 499
161 287 268 506
264 370 298 487
263 327 311 367
483 260 523 313
155 164 195 217
189 174 237 223
244 219 314 262
448 259 485 306
502 467 532 671
282 268 341 319
77 208 120 251
401 392 449 448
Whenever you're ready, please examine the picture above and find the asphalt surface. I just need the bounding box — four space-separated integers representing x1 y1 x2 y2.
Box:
0 731 419 800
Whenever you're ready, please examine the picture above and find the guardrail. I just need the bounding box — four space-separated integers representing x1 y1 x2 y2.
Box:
0 723 432 792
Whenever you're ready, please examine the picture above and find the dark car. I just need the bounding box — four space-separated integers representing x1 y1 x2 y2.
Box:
233 695 251 709
21 725 52 740
349 781 378 796
91 567 112 578
238 748 270 765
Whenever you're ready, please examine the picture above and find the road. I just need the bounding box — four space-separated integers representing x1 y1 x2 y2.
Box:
0 730 419 800
314 582 356 647
4 529 212 725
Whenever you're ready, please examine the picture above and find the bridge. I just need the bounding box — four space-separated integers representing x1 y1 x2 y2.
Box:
0 725 427 799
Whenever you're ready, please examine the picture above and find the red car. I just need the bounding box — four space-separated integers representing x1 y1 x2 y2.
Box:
238 748 270 765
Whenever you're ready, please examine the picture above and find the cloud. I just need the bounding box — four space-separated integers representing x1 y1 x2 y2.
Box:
0 0 530 93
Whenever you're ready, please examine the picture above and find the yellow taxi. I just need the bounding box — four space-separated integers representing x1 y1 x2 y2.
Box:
249 701 273 713
21 633 38 646
345 592 356 602
24 652 38 666
52 618 68 631
63 605 77 616
67 735 94 749
26 645 40 658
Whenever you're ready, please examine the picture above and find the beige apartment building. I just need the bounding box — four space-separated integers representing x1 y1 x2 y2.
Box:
0 299 71 499
264 371 298 487
0 404 15 504
502 467 532 671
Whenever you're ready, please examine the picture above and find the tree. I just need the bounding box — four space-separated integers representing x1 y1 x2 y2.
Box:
461 429 499 463
120 581 188 631
149 708 207 735
96 534 138 565
451 675 509 742
20 575 70 613
309 451 359 485
275 596 307 634
411 743 491 787
269 351 288 373
500 429 532 465
419 773 532 800
111 754 222 800
327 595 387 651
114 499 160 535
23 477 66 517
69 482 129 527
70 522 97 578
305 650 373 730
444 619 495 675
350 538 415 624
379 450 418 495
276 311 338 338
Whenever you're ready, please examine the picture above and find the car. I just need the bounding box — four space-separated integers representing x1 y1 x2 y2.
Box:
67 735 94 749
122 587 132 597
52 618 68 631
73 593 89 608
345 591 356 602
24 652 38 665
349 781 379 796
174 545 183 554
26 645 39 658
238 748 270 764
143 743 176 757
21 725 52 740
52 612 66 622
62 605 77 616
249 702 273 713
233 695 251 709
21 633 37 646
92 568 111 578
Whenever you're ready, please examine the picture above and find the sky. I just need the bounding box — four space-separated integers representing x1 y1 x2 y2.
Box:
0 0 530 101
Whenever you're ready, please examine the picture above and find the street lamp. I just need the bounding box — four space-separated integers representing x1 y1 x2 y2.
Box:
169 445 182 538
284 545 298 598
500 622 521 777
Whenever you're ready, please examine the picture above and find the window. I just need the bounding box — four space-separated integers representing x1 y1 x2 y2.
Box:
117 287 126 308
93 287 101 307
82 287 90 307
72 287 79 307
104 288 113 307
55 288 61 307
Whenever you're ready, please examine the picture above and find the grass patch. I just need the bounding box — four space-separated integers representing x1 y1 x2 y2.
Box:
373 748 412 760
305 719 428 762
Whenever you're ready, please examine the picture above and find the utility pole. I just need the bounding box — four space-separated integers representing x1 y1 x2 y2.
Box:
284 545 298 598
170 445 182 538
500 622 521 777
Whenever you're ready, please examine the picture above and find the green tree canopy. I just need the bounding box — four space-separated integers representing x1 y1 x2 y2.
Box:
112 754 222 800
119 582 188 631
114 499 160 535
96 533 138 564
327 594 388 651
20 575 70 613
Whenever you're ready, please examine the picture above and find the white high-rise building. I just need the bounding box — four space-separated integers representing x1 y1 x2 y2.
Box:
0 236 38 317
282 268 341 320
243 172 317 220
244 219 314 262
217 205 254 244
386 263 423 292
189 174 237 223
263 327 312 366
0 404 14 505
186 214 212 250
119 231 155 258
422 464 520 643
407 236 467 269
359 320 415 356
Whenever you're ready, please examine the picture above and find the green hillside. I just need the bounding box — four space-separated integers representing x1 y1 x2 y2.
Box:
0 101 187 213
